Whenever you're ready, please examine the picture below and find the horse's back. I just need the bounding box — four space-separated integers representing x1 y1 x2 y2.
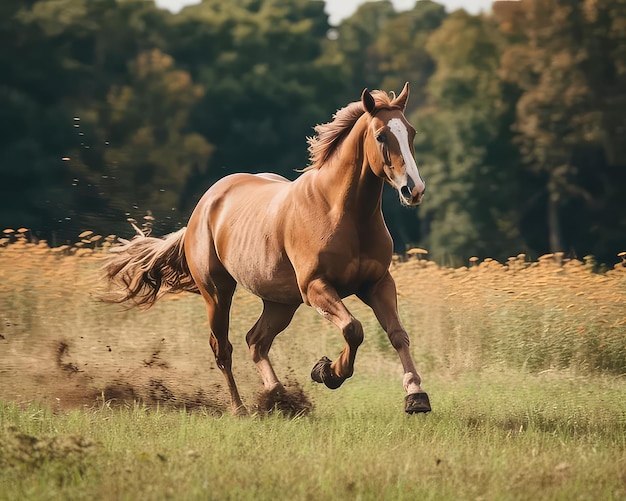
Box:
255 172 290 183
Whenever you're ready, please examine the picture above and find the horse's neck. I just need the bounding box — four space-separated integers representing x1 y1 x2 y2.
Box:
319 119 383 220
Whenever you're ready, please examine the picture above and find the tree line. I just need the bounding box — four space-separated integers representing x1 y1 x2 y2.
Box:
1 0 624 265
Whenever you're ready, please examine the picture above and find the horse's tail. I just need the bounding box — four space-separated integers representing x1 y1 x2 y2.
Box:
102 226 199 309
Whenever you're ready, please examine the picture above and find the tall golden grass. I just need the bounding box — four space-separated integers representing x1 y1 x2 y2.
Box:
392 251 626 375
1 228 625 395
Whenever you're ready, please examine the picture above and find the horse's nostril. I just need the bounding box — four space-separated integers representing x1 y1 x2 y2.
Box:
401 185 412 200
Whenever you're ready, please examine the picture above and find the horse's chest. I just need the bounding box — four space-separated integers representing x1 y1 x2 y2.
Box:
318 226 390 289
324 253 387 293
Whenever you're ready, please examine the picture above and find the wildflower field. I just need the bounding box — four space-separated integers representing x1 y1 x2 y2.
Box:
0 230 625 500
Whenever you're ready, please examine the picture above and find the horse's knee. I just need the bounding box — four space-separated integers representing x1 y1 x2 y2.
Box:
343 317 364 348
388 329 410 351
245 331 258 354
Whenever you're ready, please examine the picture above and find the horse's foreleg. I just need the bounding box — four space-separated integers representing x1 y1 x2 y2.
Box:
307 279 363 390
246 301 299 392
359 272 431 414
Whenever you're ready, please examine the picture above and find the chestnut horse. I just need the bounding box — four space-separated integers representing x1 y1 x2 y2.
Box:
104 83 431 415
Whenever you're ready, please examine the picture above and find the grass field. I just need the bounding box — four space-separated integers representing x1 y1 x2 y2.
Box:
1 231 625 500
1 374 625 501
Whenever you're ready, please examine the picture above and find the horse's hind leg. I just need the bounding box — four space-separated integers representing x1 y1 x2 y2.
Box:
185 219 246 414
245 301 299 392
190 259 245 415
200 276 247 415
307 278 363 390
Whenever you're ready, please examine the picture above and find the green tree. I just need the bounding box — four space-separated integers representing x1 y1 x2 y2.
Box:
499 0 626 261
169 0 343 193
374 1 447 112
0 0 180 240
411 11 522 263
0 0 84 235
321 0 396 96
70 49 212 232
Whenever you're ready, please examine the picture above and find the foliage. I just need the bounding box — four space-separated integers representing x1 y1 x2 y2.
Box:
0 0 625 262
498 0 626 259
169 0 343 185
77 48 212 231
412 11 523 262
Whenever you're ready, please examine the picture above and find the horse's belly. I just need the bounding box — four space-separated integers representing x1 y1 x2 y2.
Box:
247 278 302 304
223 251 302 304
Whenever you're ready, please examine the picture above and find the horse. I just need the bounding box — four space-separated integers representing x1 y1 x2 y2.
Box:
104 83 431 415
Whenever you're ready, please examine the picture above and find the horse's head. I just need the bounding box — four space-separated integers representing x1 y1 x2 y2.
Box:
361 83 425 206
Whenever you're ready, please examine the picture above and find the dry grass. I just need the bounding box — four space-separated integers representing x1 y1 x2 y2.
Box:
0 229 625 412
390 252 626 375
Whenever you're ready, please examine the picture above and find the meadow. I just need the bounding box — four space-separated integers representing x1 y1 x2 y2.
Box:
1 229 625 500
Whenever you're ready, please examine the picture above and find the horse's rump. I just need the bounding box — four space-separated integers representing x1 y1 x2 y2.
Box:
188 173 302 304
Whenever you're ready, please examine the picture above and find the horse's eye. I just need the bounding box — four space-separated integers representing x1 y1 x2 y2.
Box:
376 133 387 143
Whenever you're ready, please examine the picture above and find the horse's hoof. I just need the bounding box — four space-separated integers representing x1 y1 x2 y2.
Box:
310 356 343 389
311 356 331 383
405 392 431 414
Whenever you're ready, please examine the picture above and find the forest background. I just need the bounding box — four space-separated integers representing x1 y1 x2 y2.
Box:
1 0 625 265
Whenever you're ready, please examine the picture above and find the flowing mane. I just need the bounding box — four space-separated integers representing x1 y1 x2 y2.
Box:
305 90 399 171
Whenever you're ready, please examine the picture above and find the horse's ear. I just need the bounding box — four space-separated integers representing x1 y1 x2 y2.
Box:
394 82 410 111
361 88 376 114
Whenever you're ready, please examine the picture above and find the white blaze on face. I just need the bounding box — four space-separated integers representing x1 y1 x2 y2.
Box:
387 118 425 196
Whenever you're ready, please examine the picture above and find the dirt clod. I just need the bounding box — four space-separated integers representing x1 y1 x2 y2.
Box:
255 382 313 417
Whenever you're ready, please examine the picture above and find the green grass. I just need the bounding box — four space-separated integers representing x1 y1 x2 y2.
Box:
1 372 625 501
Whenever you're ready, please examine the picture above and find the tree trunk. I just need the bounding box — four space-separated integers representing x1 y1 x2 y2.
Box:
547 193 563 253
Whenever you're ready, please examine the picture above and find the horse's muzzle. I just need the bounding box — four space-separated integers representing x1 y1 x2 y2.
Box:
400 185 424 206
